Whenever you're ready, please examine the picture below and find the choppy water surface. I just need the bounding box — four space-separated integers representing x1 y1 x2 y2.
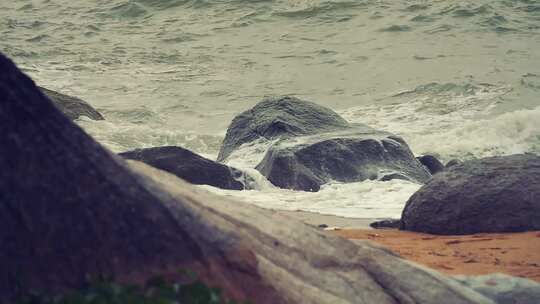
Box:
2 0 539 219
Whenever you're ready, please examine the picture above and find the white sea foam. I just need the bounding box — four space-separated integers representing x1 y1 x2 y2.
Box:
202 178 420 219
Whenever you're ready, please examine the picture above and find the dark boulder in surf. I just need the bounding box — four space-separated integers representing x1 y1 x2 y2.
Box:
120 146 251 190
417 155 444 175
0 53 491 304
401 154 540 235
39 86 104 120
219 96 431 191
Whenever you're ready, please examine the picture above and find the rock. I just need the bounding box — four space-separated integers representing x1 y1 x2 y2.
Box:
0 53 493 303
454 273 540 304
446 159 462 168
220 96 431 191
119 146 251 190
400 154 540 234
39 86 104 120
379 172 410 182
370 219 401 229
417 155 444 175
217 96 349 162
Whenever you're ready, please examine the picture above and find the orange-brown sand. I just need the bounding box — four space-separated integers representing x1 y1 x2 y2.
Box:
334 229 540 282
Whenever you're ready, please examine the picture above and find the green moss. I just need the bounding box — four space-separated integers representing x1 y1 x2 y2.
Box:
16 274 250 304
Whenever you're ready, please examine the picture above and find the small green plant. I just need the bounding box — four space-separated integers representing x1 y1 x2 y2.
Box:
16 273 250 304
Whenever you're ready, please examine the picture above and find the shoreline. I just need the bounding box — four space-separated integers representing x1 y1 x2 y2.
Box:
335 228 540 283
276 209 380 230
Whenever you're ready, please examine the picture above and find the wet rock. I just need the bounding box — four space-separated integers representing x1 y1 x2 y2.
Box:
379 172 410 182
401 154 540 234
120 146 251 190
220 97 431 191
370 219 401 229
417 155 444 175
0 53 492 304
39 86 104 120
446 159 462 168
217 96 349 162
455 273 540 304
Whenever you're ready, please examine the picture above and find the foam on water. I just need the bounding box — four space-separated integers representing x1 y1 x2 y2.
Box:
202 178 420 219
340 82 540 162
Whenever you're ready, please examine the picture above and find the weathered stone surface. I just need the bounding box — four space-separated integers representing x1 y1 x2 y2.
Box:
219 97 431 191
455 273 540 304
120 146 251 190
417 155 444 175
0 53 493 303
217 96 349 162
39 86 104 120
401 154 540 235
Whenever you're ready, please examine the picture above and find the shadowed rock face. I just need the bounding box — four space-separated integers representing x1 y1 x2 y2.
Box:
256 131 432 191
0 53 492 304
219 96 431 191
401 154 540 235
39 86 104 120
120 146 250 190
417 155 444 175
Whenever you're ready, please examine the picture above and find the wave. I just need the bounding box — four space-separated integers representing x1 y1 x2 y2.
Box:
340 81 521 161
77 118 224 156
410 106 540 161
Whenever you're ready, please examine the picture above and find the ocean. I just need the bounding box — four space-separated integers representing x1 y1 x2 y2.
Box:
2 0 539 219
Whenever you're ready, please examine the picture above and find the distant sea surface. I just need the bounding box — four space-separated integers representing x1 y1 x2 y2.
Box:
2 0 539 219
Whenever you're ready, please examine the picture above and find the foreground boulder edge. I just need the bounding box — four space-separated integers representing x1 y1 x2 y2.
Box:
39 86 104 120
119 146 251 190
0 52 495 303
401 154 540 235
219 96 431 191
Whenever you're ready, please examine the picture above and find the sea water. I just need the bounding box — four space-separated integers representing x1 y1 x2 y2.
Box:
2 0 539 218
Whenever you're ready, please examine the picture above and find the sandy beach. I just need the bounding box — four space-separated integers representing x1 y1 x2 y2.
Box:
277 210 378 229
335 229 540 282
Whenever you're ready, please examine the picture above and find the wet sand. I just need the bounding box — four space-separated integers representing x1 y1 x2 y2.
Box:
334 229 540 282
277 210 378 229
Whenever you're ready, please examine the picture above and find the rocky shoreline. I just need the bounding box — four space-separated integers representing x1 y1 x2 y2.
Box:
2 51 540 303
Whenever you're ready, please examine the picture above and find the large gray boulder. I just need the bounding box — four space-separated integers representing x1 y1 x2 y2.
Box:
0 52 493 303
120 146 252 190
401 154 540 234
455 273 540 304
219 97 431 191
39 86 104 120
217 96 350 162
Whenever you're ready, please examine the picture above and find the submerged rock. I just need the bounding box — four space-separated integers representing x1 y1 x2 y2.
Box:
455 273 540 304
39 86 104 120
220 96 431 191
119 146 251 190
0 52 491 304
417 155 444 175
401 154 540 234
